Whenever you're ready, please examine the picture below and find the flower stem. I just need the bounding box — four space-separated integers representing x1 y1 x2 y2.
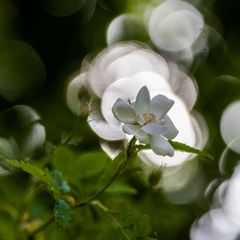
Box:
27 137 137 238
74 137 136 207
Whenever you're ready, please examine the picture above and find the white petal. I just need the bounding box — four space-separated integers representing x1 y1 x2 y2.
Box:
135 86 150 114
161 115 179 139
150 135 174 157
141 123 167 136
123 124 149 143
112 99 137 124
88 101 125 141
149 95 174 119
101 71 172 128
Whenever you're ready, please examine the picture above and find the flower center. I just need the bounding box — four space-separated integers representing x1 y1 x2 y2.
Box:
143 113 156 124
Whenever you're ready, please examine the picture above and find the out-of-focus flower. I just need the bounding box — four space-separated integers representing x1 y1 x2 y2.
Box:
147 0 207 65
191 163 240 240
0 105 46 160
106 0 208 66
112 86 178 156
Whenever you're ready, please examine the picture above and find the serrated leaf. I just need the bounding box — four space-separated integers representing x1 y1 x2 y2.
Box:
6 160 53 185
169 140 213 159
136 141 213 160
53 199 71 229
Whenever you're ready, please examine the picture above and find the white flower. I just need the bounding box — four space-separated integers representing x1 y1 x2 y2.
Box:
112 86 178 156
65 43 207 167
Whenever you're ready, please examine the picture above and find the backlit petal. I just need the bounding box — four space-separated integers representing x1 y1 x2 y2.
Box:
123 124 150 143
141 123 167 136
112 99 137 124
161 115 179 139
135 86 150 114
150 135 174 156
149 94 174 119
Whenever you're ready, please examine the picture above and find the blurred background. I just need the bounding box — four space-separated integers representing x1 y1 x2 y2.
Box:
0 0 240 239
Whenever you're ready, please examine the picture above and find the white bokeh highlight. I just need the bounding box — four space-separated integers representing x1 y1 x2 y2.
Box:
220 100 240 154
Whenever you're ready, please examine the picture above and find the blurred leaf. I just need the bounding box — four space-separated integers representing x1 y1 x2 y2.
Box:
53 199 71 229
106 180 137 195
6 160 52 185
113 204 152 239
97 152 125 191
0 137 14 159
52 146 109 180
4 105 41 127
0 216 16 240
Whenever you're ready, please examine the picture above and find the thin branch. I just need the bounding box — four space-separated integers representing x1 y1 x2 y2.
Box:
27 137 137 238
27 217 54 239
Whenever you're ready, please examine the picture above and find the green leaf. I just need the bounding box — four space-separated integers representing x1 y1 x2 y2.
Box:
106 180 137 195
52 146 109 180
6 160 52 185
136 141 213 160
115 204 152 239
97 152 125 191
53 199 71 229
0 217 17 240
169 140 213 159
0 138 14 159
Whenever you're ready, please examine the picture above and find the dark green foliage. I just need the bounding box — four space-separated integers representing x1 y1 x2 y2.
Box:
117 204 152 239
52 146 109 180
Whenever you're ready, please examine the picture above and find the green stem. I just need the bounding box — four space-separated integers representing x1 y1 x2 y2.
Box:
27 217 54 239
74 137 136 207
27 137 137 238
91 201 130 240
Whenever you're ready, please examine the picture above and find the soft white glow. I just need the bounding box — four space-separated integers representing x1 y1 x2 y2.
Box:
88 100 125 141
66 73 89 116
148 0 204 52
105 49 169 82
220 100 240 153
191 164 240 240
163 160 198 192
146 0 207 66
106 14 144 45
88 43 139 97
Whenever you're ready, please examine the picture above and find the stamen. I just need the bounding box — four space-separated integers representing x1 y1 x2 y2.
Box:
143 113 156 124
